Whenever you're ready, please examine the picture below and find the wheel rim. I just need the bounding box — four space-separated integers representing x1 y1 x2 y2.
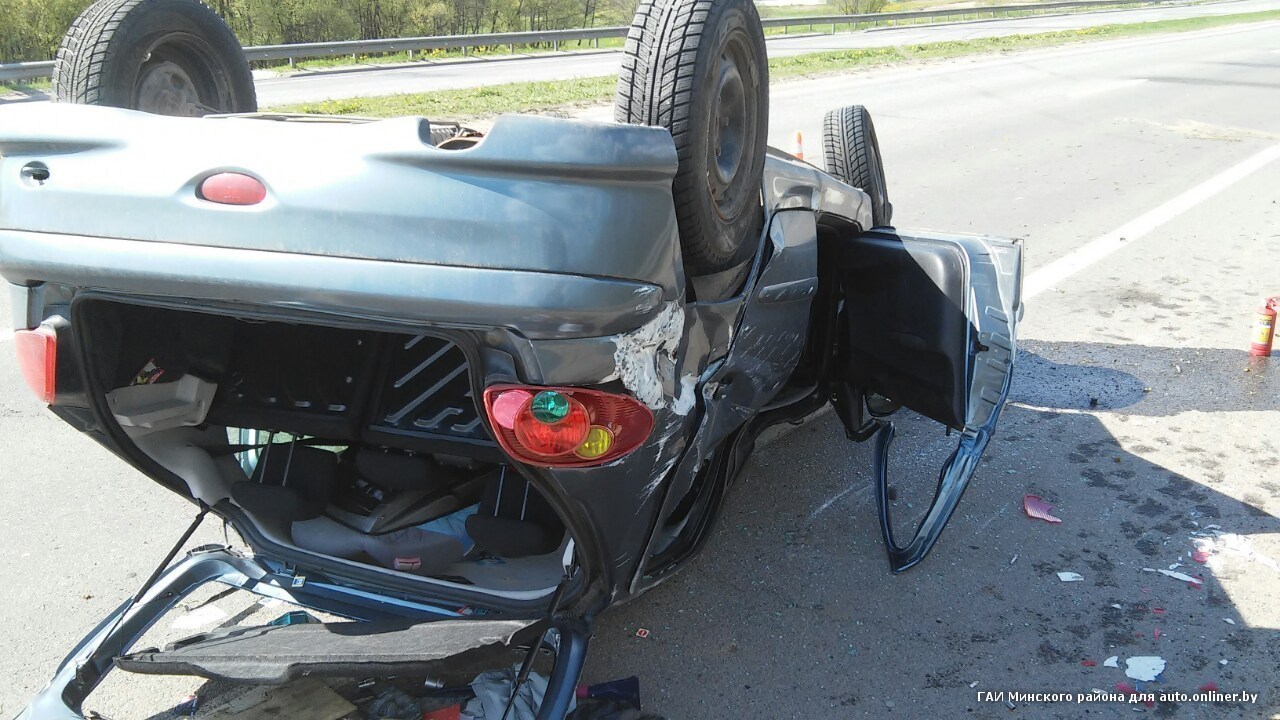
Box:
705 30 758 224
134 33 233 116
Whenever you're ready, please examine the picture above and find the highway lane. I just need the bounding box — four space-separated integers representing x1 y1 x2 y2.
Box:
1 20 1279 719
252 0 1280 105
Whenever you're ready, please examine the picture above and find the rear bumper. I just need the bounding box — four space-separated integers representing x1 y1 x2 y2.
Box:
1 229 665 340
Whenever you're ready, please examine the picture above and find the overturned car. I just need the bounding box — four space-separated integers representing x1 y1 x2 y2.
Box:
2 0 1022 716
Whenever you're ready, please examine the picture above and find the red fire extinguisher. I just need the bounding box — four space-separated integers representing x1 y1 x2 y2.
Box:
1251 297 1279 357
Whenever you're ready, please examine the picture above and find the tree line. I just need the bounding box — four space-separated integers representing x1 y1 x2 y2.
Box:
0 0 643 63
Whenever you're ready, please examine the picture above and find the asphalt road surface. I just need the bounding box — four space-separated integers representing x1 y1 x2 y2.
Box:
2 16 1279 720
249 0 1280 105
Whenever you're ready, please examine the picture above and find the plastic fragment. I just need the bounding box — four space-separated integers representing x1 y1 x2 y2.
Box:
1124 656 1166 682
1223 618 1235 625
969 681 979 688
1057 571 1084 582
1153 628 1163 640
1081 659 1097 667
1192 550 1210 563
1023 495 1063 523
1219 659 1229 666
1110 603 1122 609
1199 682 1219 693
635 628 650 638
1104 656 1119 668
1216 532 1280 570
1010 554 1018 565
1157 569 1201 586
171 694 198 717
1152 607 1165 614
1115 682 1136 695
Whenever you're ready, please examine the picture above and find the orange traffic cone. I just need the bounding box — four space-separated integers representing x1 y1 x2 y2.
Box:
792 131 804 161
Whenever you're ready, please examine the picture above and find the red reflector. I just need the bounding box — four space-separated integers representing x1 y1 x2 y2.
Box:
14 326 57 404
482 385 655 468
199 172 266 206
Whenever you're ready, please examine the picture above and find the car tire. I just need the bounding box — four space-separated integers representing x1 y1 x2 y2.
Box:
822 105 892 228
615 0 769 276
53 0 257 116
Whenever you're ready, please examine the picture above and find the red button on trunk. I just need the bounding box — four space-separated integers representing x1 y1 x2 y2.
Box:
199 172 266 206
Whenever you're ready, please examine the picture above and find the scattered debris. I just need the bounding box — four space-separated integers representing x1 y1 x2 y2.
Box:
1223 618 1235 625
1110 603 1122 609
1168 563 1182 570
635 628 650 639
1124 656 1166 682
1192 550 1211 563
1216 533 1280 570
1010 554 1018 565
1081 659 1097 667
1157 569 1202 587
1104 656 1119 668
1115 682 1137 695
1152 607 1165 614
883 699 895 709
1153 628 1163 641
1220 659 1229 666
171 604 228 631
1057 572 1084 582
969 681 979 688
1023 495 1063 523
1199 682 1220 693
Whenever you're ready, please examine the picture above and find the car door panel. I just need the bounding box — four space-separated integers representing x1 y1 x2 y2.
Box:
826 228 1022 572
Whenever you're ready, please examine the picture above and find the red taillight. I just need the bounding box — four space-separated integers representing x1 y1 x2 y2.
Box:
199 172 267 206
482 385 655 468
14 325 56 404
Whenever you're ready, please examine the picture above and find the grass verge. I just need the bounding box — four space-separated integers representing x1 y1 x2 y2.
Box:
270 9 1280 119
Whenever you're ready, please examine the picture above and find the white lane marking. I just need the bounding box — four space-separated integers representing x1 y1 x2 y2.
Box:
1023 142 1280 300
1068 78 1147 99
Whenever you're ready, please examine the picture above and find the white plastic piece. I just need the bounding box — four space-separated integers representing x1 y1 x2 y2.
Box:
1157 569 1201 585
1103 656 1119 668
1057 571 1084 582
107 375 216 431
1124 656 1165 682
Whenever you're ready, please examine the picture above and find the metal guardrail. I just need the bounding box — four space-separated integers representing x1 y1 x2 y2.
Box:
0 0 1165 83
